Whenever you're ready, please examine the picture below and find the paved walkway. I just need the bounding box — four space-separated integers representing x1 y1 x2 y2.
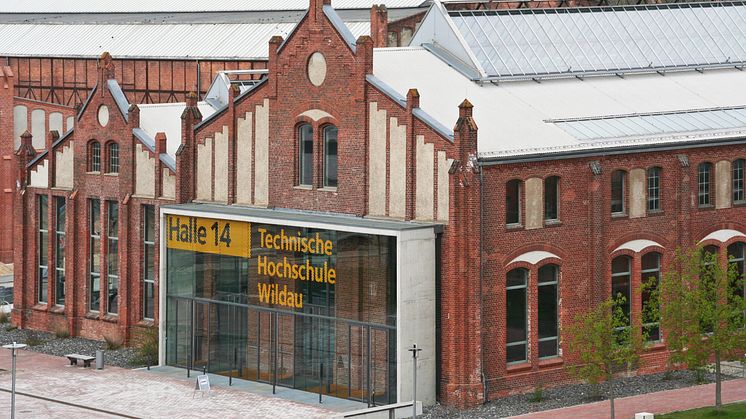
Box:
511 377 746 419
0 349 342 418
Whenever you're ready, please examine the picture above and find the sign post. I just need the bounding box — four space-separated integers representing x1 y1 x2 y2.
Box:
193 374 211 398
408 343 422 419
3 342 27 419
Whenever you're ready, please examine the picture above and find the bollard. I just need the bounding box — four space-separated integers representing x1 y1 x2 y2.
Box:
96 350 104 370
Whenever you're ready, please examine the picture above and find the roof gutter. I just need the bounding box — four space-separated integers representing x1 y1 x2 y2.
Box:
478 135 746 166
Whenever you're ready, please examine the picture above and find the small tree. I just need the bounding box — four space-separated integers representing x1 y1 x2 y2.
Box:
653 247 746 411
565 294 644 419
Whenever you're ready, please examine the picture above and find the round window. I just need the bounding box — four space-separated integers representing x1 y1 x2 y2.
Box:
307 52 327 87
98 105 110 127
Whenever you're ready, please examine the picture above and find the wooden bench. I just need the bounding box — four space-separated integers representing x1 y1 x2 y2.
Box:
66 354 95 368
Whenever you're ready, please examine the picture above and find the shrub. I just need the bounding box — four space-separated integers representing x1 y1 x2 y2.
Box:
5 325 16 332
54 328 70 339
136 327 159 366
0 311 9 324
25 331 43 347
104 334 123 350
530 385 544 403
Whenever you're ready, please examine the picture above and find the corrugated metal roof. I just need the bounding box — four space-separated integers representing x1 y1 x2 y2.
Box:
0 21 370 59
139 101 217 156
373 47 746 159
414 1 746 81
0 0 427 13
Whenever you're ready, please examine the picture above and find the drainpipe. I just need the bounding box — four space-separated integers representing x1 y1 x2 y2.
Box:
479 165 488 403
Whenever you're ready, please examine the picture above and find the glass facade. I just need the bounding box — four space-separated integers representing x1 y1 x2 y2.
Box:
164 215 397 405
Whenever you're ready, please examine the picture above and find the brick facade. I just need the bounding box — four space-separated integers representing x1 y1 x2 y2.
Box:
7 0 746 410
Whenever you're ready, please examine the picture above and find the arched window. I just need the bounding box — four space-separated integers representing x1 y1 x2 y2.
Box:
506 179 522 225
611 255 632 326
107 142 119 174
544 176 559 222
538 264 559 358
733 159 745 204
298 124 313 186
89 141 101 172
727 242 744 299
611 170 626 214
647 167 661 212
698 162 713 207
323 125 338 188
506 268 528 363
641 252 661 341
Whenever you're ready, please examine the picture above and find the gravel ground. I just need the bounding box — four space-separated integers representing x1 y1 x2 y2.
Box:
0 325 143 369
423 369 742 418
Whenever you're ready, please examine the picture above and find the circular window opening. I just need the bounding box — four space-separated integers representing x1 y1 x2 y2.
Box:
307 52 327 87
98 105 110 127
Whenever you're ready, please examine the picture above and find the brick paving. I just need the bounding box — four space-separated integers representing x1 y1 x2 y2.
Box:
0 349 337 418
511 377 746 419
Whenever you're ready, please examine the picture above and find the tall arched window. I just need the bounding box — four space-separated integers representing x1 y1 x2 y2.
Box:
506 268 528 363
698 162 713 207
641 252 661 341
538 264 559 358
298 124 313 186
323 125 338 188
647 167 661 212
611 255 632 327
727 242 744 299
733 159 745 204
611 170 626 214
544 176 559 222
506 179 522 225
107 142 119 174
89 141 101 172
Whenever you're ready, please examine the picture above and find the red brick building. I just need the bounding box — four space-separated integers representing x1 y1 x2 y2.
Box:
8 0 746 410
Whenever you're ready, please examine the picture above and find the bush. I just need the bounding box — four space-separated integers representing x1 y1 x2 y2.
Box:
54 328 70 339
0 311 9 324
530 385 544 403
136 327 159 366
5 325 16 332
26 331 43 347
104 334 123 350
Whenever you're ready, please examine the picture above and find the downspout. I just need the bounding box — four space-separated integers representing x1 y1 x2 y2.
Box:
479 164 488 403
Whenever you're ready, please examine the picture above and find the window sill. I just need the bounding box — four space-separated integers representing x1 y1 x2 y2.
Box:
538 357 563 368
645 342 666 352
734 201 746 207
611 212 628 219
32 303 48 312
506 223 523 231
50 305 66 314
318 187 338 193
138 319 155 327
102 314 119 323
646 210 664 217
294 185 313 190
698 204 714 210
103 173 119 177
85 311 100 320
86 171 101 175
506 362 532 373
543 219 562 228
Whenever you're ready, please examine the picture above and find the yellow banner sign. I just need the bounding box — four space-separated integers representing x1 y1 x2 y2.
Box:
166 215 251 259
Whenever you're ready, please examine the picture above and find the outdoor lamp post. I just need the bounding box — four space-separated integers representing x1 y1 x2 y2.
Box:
408 343 422 418
3 342 27 419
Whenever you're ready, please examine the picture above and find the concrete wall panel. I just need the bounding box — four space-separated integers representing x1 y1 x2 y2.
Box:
236 112 253 205
716 160 732 209
213 126 229 203
162 169 175 200
389 117 406 219
135 143 155 197
196 138 213 201
54 141 74 189
437 151 450 222
368 102 387 216
415 135 434 220
525 177 543 229
629 168 646 218
254 99 269 206
30 159 48 188
66 116 74 132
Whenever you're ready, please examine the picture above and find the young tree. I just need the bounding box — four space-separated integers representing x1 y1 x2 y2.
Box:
565 294 645 419
654 247 746 411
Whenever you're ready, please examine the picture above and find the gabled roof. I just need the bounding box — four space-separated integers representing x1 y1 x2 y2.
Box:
107 79 129 122
411 1 746 81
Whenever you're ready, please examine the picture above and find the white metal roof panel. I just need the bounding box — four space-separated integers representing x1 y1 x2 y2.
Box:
0 21 370 59
0 0 427 13
448 2 746 81
373 47 746 159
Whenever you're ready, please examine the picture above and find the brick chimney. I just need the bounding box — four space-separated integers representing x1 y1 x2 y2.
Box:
371 5 388 48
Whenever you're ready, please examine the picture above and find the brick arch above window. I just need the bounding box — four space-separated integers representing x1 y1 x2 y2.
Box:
612 239 665 255
507 250 562 267
698 228 746 245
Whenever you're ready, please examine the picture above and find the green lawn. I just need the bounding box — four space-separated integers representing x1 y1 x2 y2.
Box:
659 401 746 418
